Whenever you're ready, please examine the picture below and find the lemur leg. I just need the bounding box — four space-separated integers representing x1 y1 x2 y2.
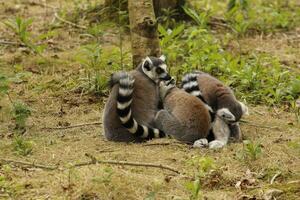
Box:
229 122 242 142
209 116 230 149
155 110 195 144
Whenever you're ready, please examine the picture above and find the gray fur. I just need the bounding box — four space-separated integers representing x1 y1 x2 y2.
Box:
182 71 248 146
154 81 211 144
103 56 170 142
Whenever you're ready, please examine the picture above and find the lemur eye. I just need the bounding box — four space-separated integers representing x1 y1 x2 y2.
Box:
156 67 164 74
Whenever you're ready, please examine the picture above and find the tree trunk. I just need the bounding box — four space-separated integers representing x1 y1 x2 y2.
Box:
128 0 161 67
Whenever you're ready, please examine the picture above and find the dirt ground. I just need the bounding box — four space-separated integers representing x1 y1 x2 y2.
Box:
0 0 299 199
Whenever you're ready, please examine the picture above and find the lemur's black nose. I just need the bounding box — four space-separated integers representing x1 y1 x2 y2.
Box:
161 74 171 81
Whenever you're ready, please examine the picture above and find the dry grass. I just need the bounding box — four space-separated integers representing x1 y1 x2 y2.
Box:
1 0 300 199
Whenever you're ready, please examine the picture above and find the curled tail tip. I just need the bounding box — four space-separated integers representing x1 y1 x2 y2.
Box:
109 72 133 88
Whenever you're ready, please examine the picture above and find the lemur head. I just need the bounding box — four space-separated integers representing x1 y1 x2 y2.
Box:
141 55 171 83
159 78 176 101
217 101 249 123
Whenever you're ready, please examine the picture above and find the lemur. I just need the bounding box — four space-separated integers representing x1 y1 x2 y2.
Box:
103 56 172 142
154 79 211 144
182 71 248 148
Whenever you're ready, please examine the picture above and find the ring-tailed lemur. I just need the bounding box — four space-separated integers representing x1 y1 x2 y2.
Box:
182 71 248 148
103 56 172 142
154 79 211 144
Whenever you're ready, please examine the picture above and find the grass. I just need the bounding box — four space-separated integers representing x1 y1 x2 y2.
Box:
0 0 299 199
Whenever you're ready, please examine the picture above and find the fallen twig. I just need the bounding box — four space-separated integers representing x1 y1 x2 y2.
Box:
0 155 181 175
54 13 87 29
78 153 181 174
143 141 185 146
42 122 102 130
0 40 24 46
240 120 279 130
270 172 282 184
0 158 58 170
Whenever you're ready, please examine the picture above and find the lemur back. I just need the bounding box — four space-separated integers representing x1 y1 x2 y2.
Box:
182 71 248 148
154 81 211 144
103 56 171 142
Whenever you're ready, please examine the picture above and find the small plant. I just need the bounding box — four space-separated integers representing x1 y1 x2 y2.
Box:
241 140 262 161
76 44 108 96
185 156 215 199
185 178 201 200
182 6 210 28
0 74 9 99
3 17 46 55
12 101 31 132
12 136 33 156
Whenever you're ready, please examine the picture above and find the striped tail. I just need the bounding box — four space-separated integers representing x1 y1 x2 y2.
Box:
181 72 206 103
181 72 215 121
113 72 166 139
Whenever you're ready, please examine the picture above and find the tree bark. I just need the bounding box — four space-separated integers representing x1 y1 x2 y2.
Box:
128 0 161 67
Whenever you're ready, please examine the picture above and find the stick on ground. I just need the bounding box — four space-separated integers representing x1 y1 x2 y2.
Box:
42 122 102 130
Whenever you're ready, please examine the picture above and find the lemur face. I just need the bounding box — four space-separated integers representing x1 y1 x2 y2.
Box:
217 101 249 123
142 56 171 83
217 108 236 123
158 77 176 100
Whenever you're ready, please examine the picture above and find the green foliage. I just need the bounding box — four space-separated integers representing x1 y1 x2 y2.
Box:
3 17 33 44
12 136 33 156
0 74 9 98
182 6 210 28
159 23 300 107
157 8 178 28
185 178 201 200
3 17 46 55
12 101 31 131
239 140 262 161
185 156 215 200
75 43 128 95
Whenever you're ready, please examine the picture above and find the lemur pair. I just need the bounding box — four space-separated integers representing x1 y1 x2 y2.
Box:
103 56 248 148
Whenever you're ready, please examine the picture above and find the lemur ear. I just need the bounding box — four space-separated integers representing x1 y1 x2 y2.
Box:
239 101 249 115
143 57 153 71
159 55 166 62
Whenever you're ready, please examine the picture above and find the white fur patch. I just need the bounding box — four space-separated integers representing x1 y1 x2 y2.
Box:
119 87 133 96
159 55 166 62
182 74 197 82
142 125 149 138
154 129 160 138
117 100 132 110
191 90 202 96
217 108 235 122
193 138 209 148
128 120 138 133
119 110 132 123
239 101 249 115
159 64 167 71
182 81 198 90
205 104 213 113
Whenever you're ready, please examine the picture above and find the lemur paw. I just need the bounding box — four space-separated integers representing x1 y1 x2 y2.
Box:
208 140 226 149
193 138 209 148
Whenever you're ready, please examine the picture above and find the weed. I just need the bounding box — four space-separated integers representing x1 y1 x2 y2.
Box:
183 6 210 28
239 140 262 161
0 74 9 98
3 17 46 55
185 156 215 199
144 191 156 200
185 178 201 200
92 167 114 185
12 136 33 156
11 101 31 132
159 23 300 107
